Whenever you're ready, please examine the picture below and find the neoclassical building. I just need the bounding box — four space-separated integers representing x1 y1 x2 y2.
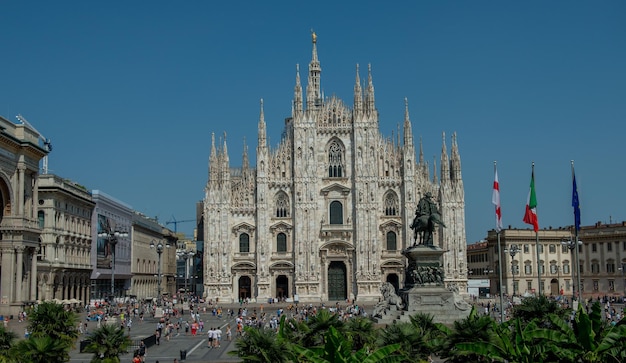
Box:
0 115 49 316
469 222 626 300
129 212 178 302
203 34 467 303
37 174 95 305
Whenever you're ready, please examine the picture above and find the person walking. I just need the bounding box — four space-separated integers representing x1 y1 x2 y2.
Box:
226 324 232 341
138 341 147 361
215 325 222 348
207 327 214 348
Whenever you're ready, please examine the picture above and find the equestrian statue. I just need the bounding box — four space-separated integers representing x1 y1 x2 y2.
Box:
410 192 446 246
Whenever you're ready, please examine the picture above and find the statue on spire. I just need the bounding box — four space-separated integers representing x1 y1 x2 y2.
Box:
311 30 317 44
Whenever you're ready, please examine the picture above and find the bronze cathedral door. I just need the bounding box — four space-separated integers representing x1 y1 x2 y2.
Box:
328 261 347 300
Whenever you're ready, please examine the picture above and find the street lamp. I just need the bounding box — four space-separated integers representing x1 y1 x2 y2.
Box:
150 240 169 305
177 250 195 300
562 238 583 300
98 229 128 299
618 262 626 297
505 245 520 295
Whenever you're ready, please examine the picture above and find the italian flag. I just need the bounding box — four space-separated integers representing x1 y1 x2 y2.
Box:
523 169 539 232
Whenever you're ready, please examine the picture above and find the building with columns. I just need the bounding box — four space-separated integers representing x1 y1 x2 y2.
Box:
578 221 626 299
37 174 95 305
468 222 626 300
203 34 468 303
130 212 178 301
469 228 572 297
0 115 49 316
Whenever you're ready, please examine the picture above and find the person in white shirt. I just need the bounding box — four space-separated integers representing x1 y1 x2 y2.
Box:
207 327 214 348
215 326 222 348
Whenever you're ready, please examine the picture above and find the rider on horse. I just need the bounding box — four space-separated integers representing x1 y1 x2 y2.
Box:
410 192 446 246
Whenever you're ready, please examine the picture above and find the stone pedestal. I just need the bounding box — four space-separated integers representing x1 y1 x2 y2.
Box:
373 245 470 325
400 286 470 325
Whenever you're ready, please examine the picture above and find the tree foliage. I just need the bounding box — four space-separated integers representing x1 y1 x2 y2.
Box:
82 323 132 363
294 326 405 363
24 302 79 362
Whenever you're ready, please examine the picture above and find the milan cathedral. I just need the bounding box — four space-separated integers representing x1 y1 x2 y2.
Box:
203 34 467 303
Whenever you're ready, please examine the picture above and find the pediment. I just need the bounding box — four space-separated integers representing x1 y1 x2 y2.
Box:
320 241 354 255
270 261 294 269
381 259 404 268
320 183 351 196
232 262 256 270
379 220 402 233
269 221 293 234
232 222 256 236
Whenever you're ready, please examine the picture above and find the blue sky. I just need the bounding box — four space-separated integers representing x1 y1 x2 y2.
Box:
1 1 624 243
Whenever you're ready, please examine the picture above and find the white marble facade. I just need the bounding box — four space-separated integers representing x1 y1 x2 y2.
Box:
203 34 468 303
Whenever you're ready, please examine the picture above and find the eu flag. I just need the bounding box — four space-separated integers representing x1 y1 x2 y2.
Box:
572 173 581 231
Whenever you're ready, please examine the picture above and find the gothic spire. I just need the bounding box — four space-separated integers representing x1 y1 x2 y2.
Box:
440 132 449 182
209 132 217 180
403 98 413 146
419 136 425 165
306 31 322 110
354 64 363 115
450 132 462 181
258 99 266 146
433 156 438 184
293 64 303 117
365 63 375 114
210 132 217 161
242 136 249 169
222 131 229 165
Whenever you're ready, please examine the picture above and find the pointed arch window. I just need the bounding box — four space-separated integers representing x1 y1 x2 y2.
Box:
386 231 397 251
328 140 344 177
329 201 343 225
384 192 399 216
239 233 250 253
276 233 287 252
276 193 289 218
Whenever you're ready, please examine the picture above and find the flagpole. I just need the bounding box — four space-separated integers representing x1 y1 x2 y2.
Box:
494 162 505 322
533 162 542 296
572 160 582 302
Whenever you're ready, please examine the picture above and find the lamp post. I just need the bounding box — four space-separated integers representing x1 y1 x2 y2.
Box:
150 240 169 306
177 250 195 301
562 238 583 301
98 229 128 299
618 262 626 302
505 245 520 296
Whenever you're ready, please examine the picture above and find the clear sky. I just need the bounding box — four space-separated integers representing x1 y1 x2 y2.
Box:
1 1 624 243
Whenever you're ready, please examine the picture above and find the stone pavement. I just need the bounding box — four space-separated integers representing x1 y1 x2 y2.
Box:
3 300 376 363
69 304 247 363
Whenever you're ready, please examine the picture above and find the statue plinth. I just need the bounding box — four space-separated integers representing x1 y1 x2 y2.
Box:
397 245 471 325
402 245 445 289
373 195 469 325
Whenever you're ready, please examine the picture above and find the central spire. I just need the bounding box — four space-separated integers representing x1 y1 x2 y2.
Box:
306 31 322 110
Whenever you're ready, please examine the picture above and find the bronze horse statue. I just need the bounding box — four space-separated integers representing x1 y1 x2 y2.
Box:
410 192 446 246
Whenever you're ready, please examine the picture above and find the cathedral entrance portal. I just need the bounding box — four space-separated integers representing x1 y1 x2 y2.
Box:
276 275 288 299
328 261 347 301
238 276 252 300
386 273 399 294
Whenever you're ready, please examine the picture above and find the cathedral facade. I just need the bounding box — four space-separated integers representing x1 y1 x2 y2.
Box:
203 35 468 303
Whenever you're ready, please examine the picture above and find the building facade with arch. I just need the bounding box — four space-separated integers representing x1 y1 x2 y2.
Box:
37 174 95 306
0 116 48 316
203 35 468 303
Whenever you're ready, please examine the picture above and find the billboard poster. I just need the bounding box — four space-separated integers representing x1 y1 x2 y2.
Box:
96 214 112 269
